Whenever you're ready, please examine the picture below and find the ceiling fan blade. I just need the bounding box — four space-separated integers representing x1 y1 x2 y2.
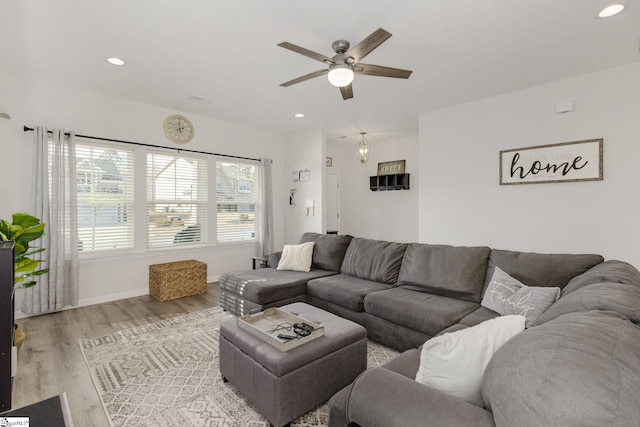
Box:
280 69 328 87
355 63 413 79
278 42 335 64
344 28 392 64
340 84 354 100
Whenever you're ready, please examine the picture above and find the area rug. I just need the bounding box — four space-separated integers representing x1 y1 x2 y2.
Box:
79 307 399 427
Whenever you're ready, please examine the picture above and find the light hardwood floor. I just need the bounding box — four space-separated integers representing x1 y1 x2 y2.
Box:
12 283 221 427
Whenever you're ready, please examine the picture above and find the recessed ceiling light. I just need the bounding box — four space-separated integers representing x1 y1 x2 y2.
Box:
106 57 126 66
294 113 304 118
598 4 625 18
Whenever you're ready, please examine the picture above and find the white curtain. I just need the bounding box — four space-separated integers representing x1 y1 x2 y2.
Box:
259 158 274 256
22 127 79 314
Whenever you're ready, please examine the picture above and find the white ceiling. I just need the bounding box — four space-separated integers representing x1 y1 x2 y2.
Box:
2 1 639 144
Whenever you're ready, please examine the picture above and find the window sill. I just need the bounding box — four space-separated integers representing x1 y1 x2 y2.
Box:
79 240 259 264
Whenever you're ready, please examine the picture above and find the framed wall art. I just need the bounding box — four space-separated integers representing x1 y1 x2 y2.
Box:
377 160 405 176
499 138 603 185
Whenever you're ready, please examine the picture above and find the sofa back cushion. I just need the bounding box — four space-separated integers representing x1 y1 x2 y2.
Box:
482 311 640 426
340 238 407 284
397 243 491 302
561 260 640 296
483 249 603 295
299 232 353 272
531 282 640 326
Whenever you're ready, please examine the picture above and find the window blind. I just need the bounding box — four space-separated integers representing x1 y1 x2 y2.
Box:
146 151 207 249
74 141 135 254
216 160 260 242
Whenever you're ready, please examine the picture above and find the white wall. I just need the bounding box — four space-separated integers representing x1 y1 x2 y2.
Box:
419 62 640 268
0 72 287 315
283 127 325 243
327 135 419 242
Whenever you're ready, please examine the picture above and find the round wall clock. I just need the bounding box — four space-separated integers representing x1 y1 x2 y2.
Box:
163 114 194 145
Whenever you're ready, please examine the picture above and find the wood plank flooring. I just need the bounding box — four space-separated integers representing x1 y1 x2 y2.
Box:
12 283 221 427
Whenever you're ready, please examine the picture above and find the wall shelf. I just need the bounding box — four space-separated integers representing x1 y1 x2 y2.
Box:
369 173 410 191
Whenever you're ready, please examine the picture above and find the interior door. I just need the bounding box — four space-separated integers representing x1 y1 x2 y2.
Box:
326 173 340 233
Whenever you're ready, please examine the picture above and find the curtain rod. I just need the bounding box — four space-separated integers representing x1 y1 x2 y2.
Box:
23 126 264 162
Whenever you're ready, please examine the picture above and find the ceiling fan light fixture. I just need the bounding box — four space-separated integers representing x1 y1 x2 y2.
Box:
328 65 354 87
357 132 369 164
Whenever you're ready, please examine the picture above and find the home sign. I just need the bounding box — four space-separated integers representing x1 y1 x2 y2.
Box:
499 138 603 185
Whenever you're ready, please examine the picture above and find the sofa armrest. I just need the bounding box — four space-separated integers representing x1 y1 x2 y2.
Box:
268 251 282 268
346 367 495 427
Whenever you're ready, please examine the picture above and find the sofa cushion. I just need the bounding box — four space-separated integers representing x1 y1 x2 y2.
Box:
481 266 560 327
299 232 353 272
532 282 640 326
307 274 393 312
340 238 407 284
458 307 500 327
562 260 640 296
416 315 525 407
364 287 479 337
483 249 603 293
398 243 490 302
219 268 335 305
276 242 314 272
482 311 640 427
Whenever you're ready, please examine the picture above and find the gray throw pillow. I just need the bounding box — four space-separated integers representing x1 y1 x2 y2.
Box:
481 267 560 327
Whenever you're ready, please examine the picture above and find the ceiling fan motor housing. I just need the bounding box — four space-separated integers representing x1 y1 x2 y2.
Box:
331 40 350 54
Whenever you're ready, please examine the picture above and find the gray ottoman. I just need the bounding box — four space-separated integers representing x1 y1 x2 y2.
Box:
219 302 368 427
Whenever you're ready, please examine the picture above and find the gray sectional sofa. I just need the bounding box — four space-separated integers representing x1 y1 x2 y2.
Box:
219 232 640 426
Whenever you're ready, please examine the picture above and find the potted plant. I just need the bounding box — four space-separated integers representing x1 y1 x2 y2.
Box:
0 212 48 348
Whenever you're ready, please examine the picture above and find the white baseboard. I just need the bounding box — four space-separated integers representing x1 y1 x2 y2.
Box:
15 275 220 319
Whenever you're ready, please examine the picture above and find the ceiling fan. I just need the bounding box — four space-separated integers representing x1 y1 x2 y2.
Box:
278 28 413 100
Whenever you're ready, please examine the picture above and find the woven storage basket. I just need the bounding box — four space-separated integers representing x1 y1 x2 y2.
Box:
149 260 207 301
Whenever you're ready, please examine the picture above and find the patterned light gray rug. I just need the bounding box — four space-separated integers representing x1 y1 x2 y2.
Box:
79 307 399 427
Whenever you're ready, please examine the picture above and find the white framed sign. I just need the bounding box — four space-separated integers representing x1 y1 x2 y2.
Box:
499 138 603 185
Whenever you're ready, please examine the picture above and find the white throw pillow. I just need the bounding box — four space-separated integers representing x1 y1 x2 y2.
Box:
481 267 560 327
415 315 525 407
276 242 315 272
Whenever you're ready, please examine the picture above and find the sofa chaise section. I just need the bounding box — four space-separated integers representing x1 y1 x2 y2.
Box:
219 268 336 316
219 233 353 316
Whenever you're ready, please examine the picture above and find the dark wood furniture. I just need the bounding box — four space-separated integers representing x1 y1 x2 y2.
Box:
0 241 15 411
369 173 410 191
251 255 269 269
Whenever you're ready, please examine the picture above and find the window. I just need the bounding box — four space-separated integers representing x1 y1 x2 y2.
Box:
74 141 134 254
63 138 260 255
216 160 260 242
238 180 252 193
147 151 207 248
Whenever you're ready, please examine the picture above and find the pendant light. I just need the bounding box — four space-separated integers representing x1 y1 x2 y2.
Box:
357 132 369 164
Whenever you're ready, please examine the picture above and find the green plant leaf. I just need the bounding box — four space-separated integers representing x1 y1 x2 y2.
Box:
0 220 11 239
22 248 46 257
1 212 48 291
15 281 37 290
16 269 48 280
12 213 40 229
9 224 24 240
14 258 40 274
13 242 26 256
26 269 48 277
20 223 45 239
